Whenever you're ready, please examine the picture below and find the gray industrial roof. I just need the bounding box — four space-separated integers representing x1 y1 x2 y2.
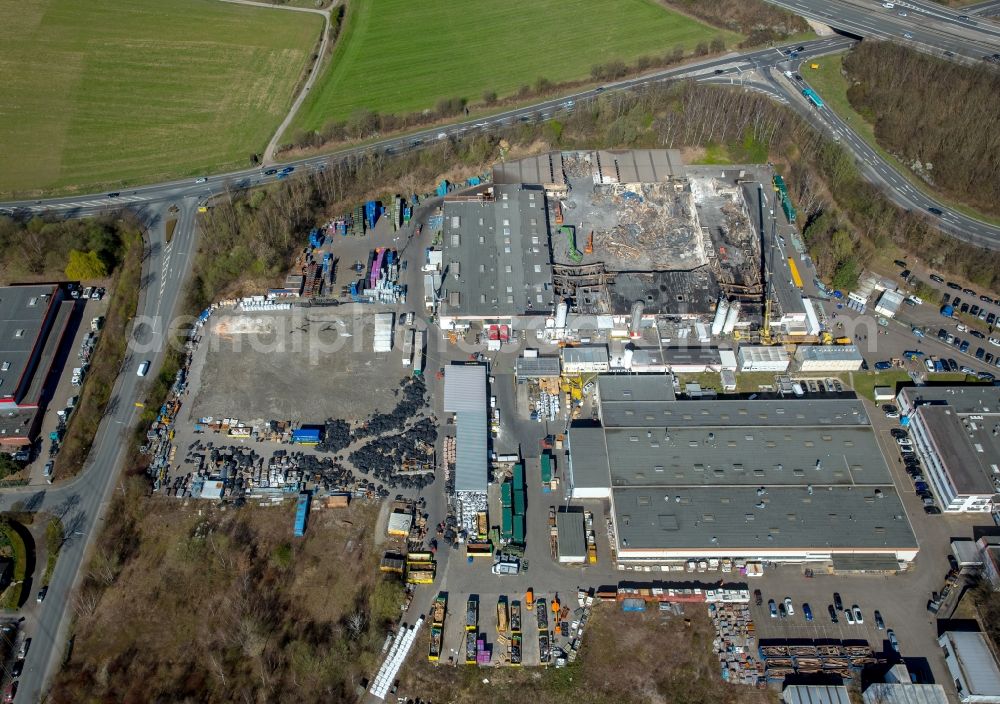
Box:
600 425 892 487
610 271 719 316
0 285 59 400
444 365 488 493
439 184 554 318
600 395 870 429
556 511 587 559
492 152 566 189
612 485 916 552
899 385 1000 415
918 406 997 495
567 426 612 489
23 300 73 405
593 149 686 183
515 356 561 378
598 374 676 403
662 346 722 367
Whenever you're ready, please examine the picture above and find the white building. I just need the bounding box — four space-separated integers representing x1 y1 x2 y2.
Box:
373 313 394 352
795 345 865 372
562 346 610 374
875 290 904 318
784 685 850 704
939 631 1000 703
737 345 789 372
863 664 948 704
897 386 1000 513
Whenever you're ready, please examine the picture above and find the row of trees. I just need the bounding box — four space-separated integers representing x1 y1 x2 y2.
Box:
55 480 401 702
0 214 130 283
229 79 1000 303
661 0 810 47
843 41 1000 217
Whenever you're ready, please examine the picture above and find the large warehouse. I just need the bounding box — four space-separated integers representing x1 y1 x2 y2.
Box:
567 376 918 565
897 386 1000 513
0 284 74 449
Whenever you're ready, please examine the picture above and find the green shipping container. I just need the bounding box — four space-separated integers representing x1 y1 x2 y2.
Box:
540 454 552 483
513 514 525 544
501 506 513 538
514 488 526 516
501 482 513 508
513 463 525 491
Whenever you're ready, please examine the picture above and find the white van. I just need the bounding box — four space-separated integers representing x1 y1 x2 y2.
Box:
137 360 151 377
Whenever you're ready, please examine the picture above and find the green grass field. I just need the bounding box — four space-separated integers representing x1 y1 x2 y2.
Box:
293 0 737 133
0 0 322 196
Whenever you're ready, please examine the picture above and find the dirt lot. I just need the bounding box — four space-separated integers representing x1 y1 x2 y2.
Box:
53 483 403 703
187 308 410 424
399 604 778 704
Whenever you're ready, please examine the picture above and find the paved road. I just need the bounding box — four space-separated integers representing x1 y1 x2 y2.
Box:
3 32 998 700
768 0 1000 60
4 36 999 255
698 62 1000 250
4 199 199 703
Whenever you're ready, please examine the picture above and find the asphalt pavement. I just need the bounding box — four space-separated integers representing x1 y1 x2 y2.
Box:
767 0 1000 59
1 199 198 702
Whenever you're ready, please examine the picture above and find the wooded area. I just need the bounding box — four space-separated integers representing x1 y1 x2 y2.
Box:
660 0 810 46
53 488 398 702
843 41 1000 217
206 80 1000 308
0 213 132 283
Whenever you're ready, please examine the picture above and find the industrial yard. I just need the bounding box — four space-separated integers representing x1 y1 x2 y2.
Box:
187 308 406 423
109 149 1000 704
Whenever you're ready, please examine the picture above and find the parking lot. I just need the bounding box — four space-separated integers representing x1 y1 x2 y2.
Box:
26 294 108 485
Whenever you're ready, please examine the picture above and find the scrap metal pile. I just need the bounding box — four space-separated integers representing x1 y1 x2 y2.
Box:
170 443 389 501
709 602 761 686
593 183 706 271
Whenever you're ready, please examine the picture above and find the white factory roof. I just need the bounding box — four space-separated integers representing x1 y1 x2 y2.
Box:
738 345 789 363
796 345 864 362
444 365 488 493
940 631 1000 698
783 685 851 704
562 346 609 366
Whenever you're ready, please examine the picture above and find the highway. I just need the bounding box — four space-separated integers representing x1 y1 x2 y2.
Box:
2 29 999 700
699 60 1000 250
1 199 199 703
767 0 1000 60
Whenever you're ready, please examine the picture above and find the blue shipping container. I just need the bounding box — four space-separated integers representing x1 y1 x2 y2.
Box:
294 492 311 537
291 427 322 444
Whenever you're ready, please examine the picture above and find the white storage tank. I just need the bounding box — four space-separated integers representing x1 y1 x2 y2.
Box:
722 302 740 334
555 300 569 329
711 298 729 336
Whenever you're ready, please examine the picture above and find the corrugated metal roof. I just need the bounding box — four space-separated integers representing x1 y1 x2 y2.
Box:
862 683 948 704
444 364 487 412
444 365 488 493
738 345 790 363
783 685 851 704
940 631 1000 696
515 356 561 378
556 511 587 559
562 346 609 365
